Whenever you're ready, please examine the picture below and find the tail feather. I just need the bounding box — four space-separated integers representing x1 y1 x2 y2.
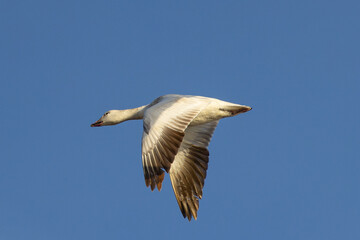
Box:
219 105 252 116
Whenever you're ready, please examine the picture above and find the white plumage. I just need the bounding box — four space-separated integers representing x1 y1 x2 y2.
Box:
91 94 252 221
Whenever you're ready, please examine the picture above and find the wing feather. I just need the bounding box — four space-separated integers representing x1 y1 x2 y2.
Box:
169 120 219 221
141 95 210 191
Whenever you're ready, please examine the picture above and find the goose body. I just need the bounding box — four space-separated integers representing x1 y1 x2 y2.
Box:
91 94 252 221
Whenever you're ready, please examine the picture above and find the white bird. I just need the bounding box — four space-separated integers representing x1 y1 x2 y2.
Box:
91 94 252 221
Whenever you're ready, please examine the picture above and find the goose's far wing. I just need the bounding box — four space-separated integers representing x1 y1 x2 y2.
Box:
141 96 210 191
169 120 219 221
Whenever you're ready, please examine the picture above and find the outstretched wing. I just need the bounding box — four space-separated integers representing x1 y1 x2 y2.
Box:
141 95 210 191
169 120 219 221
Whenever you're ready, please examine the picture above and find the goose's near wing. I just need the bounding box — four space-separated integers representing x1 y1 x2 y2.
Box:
141 95 210 191
169 120 219 221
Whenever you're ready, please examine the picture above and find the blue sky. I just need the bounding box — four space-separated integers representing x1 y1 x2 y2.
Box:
1 0 359 239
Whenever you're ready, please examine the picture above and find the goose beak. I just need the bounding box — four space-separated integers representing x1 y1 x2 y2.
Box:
91 120 103 127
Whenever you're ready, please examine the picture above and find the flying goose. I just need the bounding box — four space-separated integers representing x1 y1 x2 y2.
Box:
91 94 252 221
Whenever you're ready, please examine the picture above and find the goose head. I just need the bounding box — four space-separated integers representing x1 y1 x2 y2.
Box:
91 110 121 127
91 107 145 127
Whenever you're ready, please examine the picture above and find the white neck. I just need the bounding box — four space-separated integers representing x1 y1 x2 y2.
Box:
112 105 147 124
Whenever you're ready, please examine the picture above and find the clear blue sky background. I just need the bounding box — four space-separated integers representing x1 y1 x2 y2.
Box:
1 1 359 239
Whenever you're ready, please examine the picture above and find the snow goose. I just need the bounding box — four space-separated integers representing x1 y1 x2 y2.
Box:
91 94 252 221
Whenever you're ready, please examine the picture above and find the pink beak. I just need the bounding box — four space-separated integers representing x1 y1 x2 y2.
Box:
90 120 103 127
